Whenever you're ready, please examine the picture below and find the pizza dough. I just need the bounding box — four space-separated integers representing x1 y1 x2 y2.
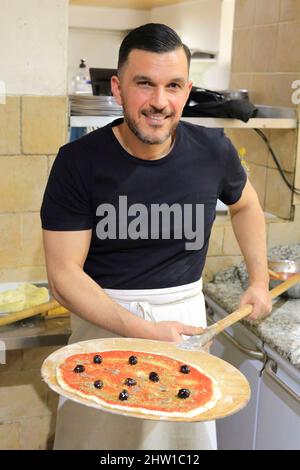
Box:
0 283 49 313
56 349 222 418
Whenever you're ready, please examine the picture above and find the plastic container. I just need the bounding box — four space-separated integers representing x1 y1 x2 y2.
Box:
72 59 92 94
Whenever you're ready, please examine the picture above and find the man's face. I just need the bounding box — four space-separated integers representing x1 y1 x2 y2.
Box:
111 48 192 145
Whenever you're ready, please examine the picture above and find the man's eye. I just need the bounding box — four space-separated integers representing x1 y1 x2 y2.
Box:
168 83 181 89
138 81 151 87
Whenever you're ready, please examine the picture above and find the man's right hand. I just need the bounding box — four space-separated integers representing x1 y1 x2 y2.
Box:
152 321 204 342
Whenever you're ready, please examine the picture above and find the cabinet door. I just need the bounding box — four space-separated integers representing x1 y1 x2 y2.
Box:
211 331 262 450
255 365 300 450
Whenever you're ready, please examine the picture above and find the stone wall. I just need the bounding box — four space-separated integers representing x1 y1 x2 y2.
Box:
229 0 300 219
0 96 67 282
0 346 60 449
0 0 68 450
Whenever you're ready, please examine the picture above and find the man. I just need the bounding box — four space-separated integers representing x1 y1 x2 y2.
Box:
41 23 271 450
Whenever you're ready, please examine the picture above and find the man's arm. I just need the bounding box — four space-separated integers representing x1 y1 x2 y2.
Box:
228 180 272 320
43 229 201 341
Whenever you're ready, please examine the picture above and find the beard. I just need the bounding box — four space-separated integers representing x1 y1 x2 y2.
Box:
122 102 179 145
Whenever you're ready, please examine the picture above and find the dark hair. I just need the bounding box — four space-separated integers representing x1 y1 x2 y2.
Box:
118 23 191 74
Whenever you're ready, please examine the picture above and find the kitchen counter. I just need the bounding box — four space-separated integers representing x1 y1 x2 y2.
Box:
2 289 298 363
204 245 300 368
1 243 299 363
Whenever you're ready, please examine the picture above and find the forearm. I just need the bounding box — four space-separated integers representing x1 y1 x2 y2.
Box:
48 264 156 339
231 203 269 287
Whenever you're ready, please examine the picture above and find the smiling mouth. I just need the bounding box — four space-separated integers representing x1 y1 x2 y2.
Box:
142 112 171 125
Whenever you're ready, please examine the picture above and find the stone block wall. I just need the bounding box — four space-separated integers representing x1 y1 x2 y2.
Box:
0 346 60 449
0 96 67 282
229 0 300 219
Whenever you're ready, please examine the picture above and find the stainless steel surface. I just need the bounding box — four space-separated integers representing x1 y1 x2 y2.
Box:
254 105 296 119
268 259 300 298
177 328 214 350
0 316 71 350
219 89 249 100
71 115 297 129
265 360 300 404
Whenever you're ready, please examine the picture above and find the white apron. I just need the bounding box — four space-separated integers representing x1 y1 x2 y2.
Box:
53 279 217 450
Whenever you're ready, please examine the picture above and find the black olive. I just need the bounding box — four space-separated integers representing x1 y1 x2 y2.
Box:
180 365 190 374
125 378 137 387
177 388 190 399
73 364 85 373
149 372 159 382
94 380 103 389
93 355 102 364
129 355 138 365
119 389 129 401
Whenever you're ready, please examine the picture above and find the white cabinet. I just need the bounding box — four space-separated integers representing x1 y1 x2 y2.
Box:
207 300 265 450
206 297 300 450
211 330 262 450
255 347 300 450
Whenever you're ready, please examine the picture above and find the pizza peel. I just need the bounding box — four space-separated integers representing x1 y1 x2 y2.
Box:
42 336 250 422
41 274 300 422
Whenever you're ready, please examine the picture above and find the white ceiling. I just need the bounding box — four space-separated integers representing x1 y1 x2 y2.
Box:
69 0 193 10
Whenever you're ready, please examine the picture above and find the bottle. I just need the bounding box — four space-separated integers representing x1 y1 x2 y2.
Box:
72 59 91 94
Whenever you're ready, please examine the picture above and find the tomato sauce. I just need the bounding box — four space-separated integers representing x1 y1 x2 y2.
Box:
59 350 213 413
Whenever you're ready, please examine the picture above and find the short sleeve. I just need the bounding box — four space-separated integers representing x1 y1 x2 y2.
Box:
40 144 94 231
218 132 247 205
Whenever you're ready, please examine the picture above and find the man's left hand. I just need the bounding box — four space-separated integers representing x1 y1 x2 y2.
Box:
239 282 272 321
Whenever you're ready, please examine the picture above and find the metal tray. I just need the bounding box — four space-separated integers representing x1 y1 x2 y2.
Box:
268 260 300 298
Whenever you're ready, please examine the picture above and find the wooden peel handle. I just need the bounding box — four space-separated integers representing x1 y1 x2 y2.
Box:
0 299 60 327
211 304 253 336
210 272 300 336
269 272 300 297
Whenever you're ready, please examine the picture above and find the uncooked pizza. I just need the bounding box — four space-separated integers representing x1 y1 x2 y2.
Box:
56 349 222 418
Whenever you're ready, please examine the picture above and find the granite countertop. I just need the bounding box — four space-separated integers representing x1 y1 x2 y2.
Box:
203 244 300 368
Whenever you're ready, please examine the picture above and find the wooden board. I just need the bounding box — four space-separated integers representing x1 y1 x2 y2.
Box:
41 337 250 422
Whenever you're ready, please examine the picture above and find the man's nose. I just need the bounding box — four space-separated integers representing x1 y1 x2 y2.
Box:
149 86 168 110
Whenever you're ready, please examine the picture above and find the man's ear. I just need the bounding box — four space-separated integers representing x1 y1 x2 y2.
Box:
187 80 193 96
111 75 122 106
183 80 193 106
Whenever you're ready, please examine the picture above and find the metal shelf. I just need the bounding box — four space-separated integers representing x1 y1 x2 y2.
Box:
181 117 297 129
70 114 297 129
70 115 121 128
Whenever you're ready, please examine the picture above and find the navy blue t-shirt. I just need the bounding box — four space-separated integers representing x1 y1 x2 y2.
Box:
40 119 246 289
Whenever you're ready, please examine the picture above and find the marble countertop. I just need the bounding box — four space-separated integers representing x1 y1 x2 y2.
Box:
203 244 300 368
